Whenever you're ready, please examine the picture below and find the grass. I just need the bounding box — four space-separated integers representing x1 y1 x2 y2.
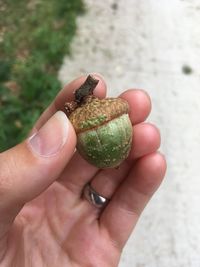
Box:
0 0 84 151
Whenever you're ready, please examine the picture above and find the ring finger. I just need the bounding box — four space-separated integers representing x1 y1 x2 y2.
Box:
85 122 161 207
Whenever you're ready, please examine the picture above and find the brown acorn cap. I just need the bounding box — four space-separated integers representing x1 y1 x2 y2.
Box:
69 96 129 133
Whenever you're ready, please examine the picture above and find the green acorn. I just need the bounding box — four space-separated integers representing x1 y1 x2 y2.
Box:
65 75 133 168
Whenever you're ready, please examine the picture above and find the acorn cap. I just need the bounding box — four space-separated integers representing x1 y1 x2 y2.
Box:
69 97 129 133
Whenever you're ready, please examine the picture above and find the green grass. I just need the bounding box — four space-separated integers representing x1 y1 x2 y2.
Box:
0 0 84 151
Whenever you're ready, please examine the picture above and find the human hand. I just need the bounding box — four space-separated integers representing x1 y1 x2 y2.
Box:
0 75 166 267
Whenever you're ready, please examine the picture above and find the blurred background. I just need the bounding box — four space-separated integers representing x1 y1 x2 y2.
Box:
1 0 200 266
0 0 84 150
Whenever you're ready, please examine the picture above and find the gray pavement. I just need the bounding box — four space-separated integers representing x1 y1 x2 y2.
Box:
59 1 200 266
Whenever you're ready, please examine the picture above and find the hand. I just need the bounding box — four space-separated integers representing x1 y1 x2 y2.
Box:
0 75 166 267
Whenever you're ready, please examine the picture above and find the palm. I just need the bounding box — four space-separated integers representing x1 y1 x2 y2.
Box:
11 179 120 267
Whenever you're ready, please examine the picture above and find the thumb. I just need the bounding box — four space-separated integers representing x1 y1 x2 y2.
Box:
0 111 76 235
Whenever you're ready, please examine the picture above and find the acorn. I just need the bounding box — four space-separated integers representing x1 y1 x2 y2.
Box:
65 75 133 168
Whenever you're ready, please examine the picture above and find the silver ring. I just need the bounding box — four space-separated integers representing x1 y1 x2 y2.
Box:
83 184 109 208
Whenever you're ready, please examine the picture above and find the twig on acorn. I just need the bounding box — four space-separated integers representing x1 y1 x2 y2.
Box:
65 75 99 116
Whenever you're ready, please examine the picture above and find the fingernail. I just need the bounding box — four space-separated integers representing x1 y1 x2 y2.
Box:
28 111 69 157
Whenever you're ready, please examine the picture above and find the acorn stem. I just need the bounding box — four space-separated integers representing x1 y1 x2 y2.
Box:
74 75 99 104
64 75 99 116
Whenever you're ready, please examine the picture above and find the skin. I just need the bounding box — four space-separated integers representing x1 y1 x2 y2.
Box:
0 74 166 267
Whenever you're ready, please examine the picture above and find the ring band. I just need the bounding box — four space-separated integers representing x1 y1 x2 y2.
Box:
83 184 109 208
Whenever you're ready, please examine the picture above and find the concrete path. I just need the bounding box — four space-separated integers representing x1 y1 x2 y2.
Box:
59 1 200 266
